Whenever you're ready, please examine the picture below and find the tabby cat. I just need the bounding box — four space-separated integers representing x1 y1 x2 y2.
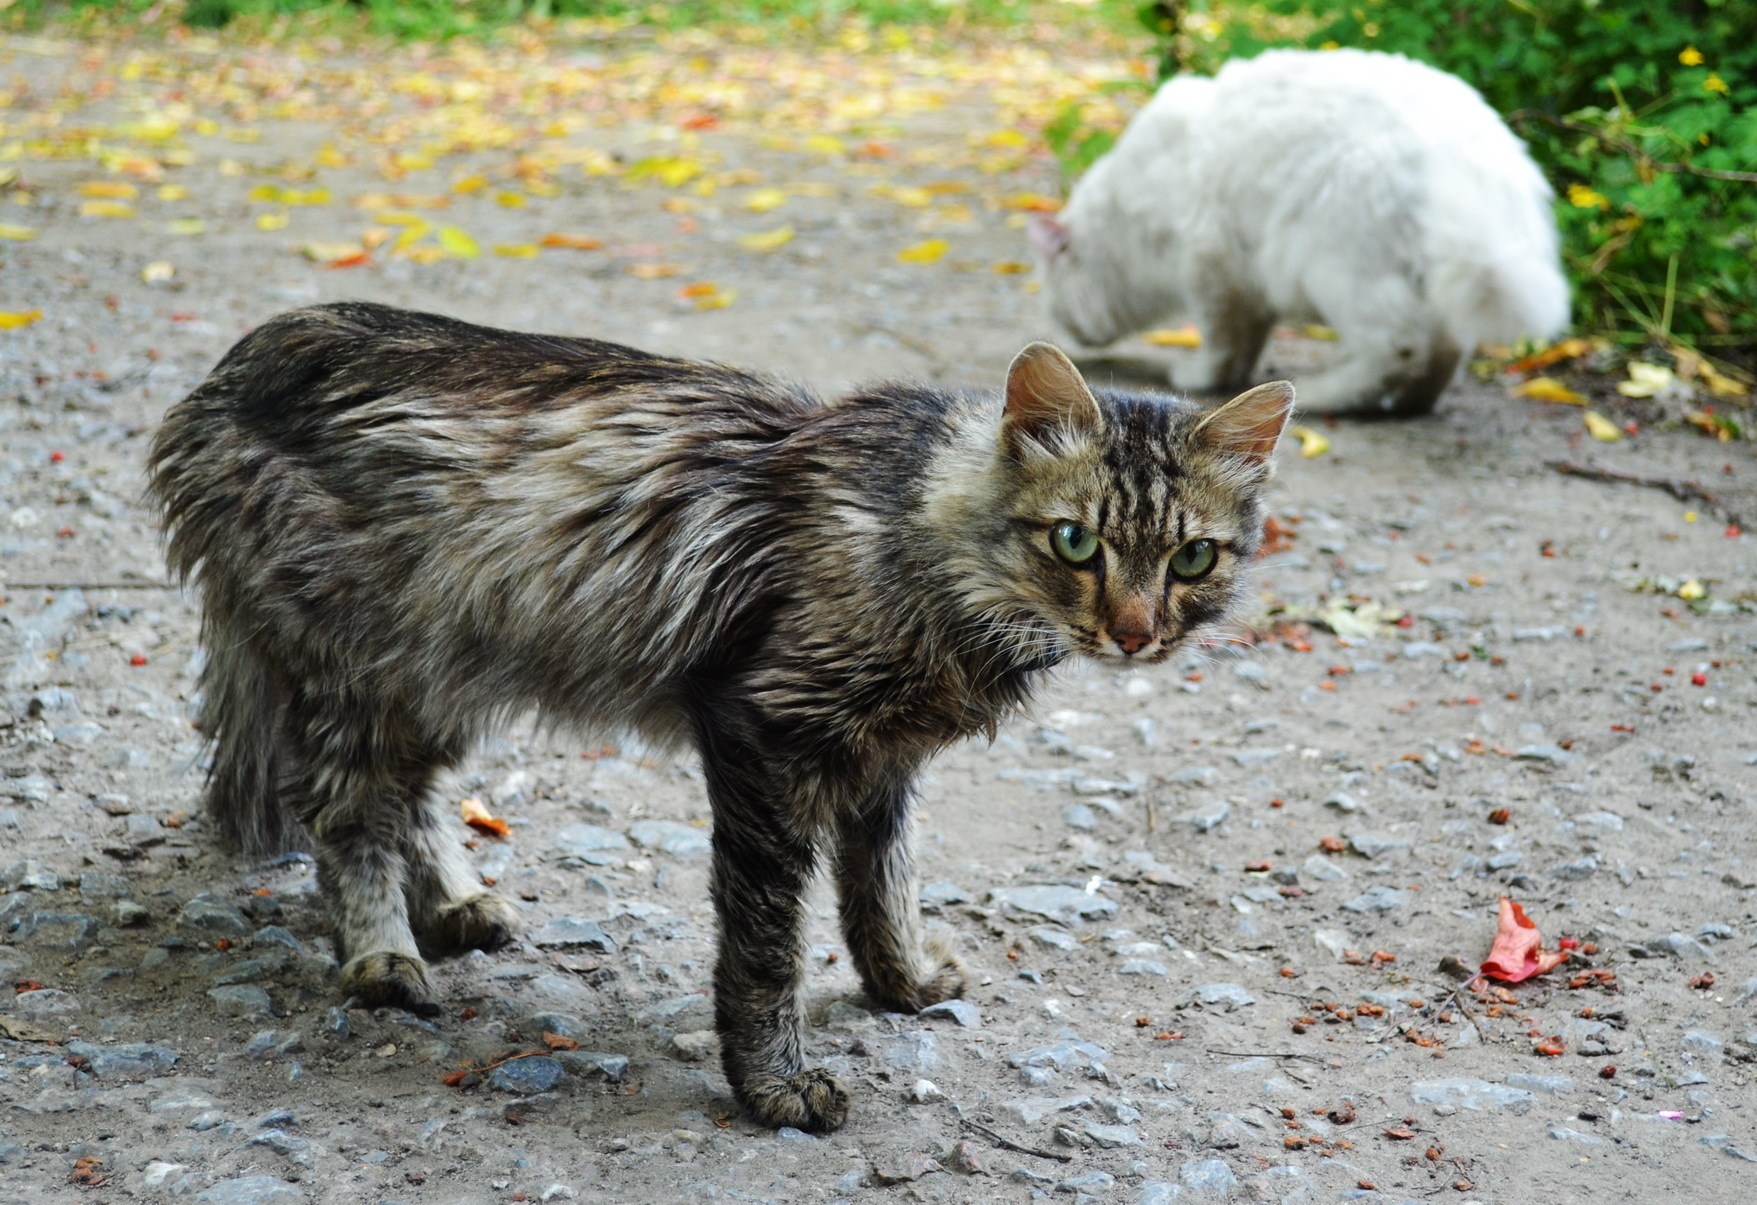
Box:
148 302 1291 1131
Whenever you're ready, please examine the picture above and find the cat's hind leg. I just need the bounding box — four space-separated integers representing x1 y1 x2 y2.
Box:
1298 270 1457 414
403 783 521 960
1166 284 1273 396
833 777 965 1013
283 702 440 1015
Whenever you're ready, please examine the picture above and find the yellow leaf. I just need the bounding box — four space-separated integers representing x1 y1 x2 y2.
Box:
77 180 137 199
1511 376 1586 405
360 227 392 251
373 210 429 227
1676 579 1705 601
737 225 795 252
166 217 205 236
897 238 948 265
1288 426 1331 457
494 190 526 209
0 309 43 330
982 129 1030 149
0 223 35 240
452 174 490 195
156 184 189 201
492 242 539 258
802 134 845 155
392 220 434 249
301 240 365 263
140 260 175 283
1583 410 1623 441
314 143 349 169
1302 324 1339 341
256 211 289 231
402 244 446 265
625 262 683 279
888 185 932 207
992 261 1032 274
1701 363 1749 398
1683 511 1698 523
1616 362 1674 397
1143 326 1203 349
1003 192 1061 213
79 200 135 219
539 233 603 251
625 156 703 188
435 225 480 259
745 187 787 213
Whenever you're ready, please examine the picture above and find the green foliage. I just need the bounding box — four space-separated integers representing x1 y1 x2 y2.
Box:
1043 100 1118 188
1133 0 1757 351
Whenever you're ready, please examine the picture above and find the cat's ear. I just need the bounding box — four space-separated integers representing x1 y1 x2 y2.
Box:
1027 214 1070 260
1003 342 1102 451
1193 380 1294 463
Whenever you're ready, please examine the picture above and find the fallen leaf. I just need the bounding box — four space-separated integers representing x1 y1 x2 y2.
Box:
459 796 510 838
140 260 175 283
991 261 1031 274
897 237 948 264
540 233 603 250
625 156 703 187
1616 362 1674 398
1004 192 1061 213
1511 376 1585 405
301 240 366 264
542 1031 580 1051
1701 363 1749 398
1504 337 1591 375
1302 324 1339 341
435 225 480 259
0 309 44 329
1676 579 1705 601
77 180 138 199
1288 426 1330 457
79 200 136 218
166 217 206 236
492 242 539 258
256 211 289 231
0 223 38 240
625 262 683 278
1582 410 1623 442
737 225 795 252
1479 897 1569 984
494 190 525 208
1143 326 1202 349
744 187 788 213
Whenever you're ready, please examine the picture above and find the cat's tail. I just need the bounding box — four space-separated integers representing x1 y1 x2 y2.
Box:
195 618 308 857
1430 186 1572 352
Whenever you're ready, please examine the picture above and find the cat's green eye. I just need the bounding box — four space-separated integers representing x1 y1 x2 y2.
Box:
1050 521 1100 566
1169 538 1218 581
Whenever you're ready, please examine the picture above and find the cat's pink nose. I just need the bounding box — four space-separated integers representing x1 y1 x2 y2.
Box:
1114 630 1151 655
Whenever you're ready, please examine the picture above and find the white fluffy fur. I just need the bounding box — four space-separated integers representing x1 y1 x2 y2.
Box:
1033 49 1570 414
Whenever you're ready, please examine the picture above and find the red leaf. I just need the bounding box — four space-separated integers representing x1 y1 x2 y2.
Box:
1479 897 1569 983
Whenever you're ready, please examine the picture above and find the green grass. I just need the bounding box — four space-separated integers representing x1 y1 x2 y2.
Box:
9 0 1075 40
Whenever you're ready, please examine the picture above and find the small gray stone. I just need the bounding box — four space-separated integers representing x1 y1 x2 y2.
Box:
1028 925 1079 951
1341 886 1410 913
1515 743 1575 766
207 985 274 1019
670 1030 717 1061
14 988 79 1016
243 1128 309 1157
114 900 150 927
488 1055 565 1094
245 1030 303 1061
10 911 97 949
1062 803 1099 831
1188 983 1255 1010
920 999 981 1028
531 917 617 952
1179 1157 1239 1196
556 1050 629 1081
1301 855 1349 882
1324 792 1364 813
192 1175 305 1205
919 881 969 909
180 893 250 937
253 925 303 951
775 1126 817 1143
1 860 61 891
66 1039 179 1077
1177 800 1230 832
870 1152 942 1185
1682 1030 1724 1056
880 1030 937 1072
1138 1182 1183 1204
1506 1074 1575 1095
1010 1041 1109 1073
1347 831 1410 859
1550 856 1598 881
1410 1078 1533 1112
999 1095 1093 1125
1085 1123 1143 1148
1547 1125 1605 1144
551 824 631 862
627 820 711 858
989 885 1118 927
1057 1170 1116 1193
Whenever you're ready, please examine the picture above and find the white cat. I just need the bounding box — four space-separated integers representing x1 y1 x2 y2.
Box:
1030 49 1569 415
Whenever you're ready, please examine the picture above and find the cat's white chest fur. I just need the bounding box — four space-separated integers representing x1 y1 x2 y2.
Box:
1031 48 1569 417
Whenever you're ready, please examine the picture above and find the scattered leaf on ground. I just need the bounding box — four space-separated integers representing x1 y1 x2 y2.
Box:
744 187 787 213
492 242 539 258
897 237 948 264
460 796 510 838
140 260 175 283
79 200 136 218
1479 897 1568 984
78 180 137 199
1288 426 1331 457
540 233 603 250
1505 337 1592 375
738 225 795 252
0 309 44 329
1511 376 1585 405
1616 362 1674 398
301 240 366 264
1583 410 1623 442
435 225 480 259
1143 326 1202 348
0 223 37 240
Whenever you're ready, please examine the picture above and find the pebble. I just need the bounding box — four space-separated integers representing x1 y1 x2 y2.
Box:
1139 1182 1182 1204
1347 831 1410 859
191 1176 305 1204
1119 959 1169 976
1187 983 1255 1011
551 823 631 863
243 1128 309 1157
1179 1157 1239 1196
207 985 274 1018
1506 1074 1575 1095
114 900 150 927
1515 742 1575 766
627 820 712 857
880 1030 937 1072
1409 1078 1533 1112
907 1078 944 1103
556 1051 629 1081
774 1126 816 1143
1301 854 1349 882
11 911 98 949
1028 924 1079 951
180 893 250 937
141 1161 186 1187
488 1055 566 1094
1062 802 1098 831
1169 764 1218 786
1342 886 1411 913
1548 1125 1606 1144
253 925 303 951
1010 1041 1108 1074
245 1030 303 1061
66 1039 179 1076
670 1030 716 1061
870 1152 942 1185
531 917 617 952
999 1095 1093 1125
14 987 79 1016
1325 791 1365 812
1085 1123 1143 1148
1176 800 1230 832
1 859 60 891
1058 1170 1116 1193
920 999 981 1028
988 885 1118 926
1204 1113 1251 1148
919 881 969 909
943 1139 986 1175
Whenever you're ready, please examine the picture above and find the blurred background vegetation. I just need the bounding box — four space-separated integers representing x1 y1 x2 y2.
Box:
8 0 1754 358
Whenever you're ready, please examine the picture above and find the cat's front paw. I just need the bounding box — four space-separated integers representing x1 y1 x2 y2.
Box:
862 936 969 1012
739 1067 852 1133
912 935 968 1008
417 892 520 959
340 950 440 1016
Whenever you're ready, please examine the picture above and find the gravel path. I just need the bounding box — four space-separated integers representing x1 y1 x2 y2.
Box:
2 23 1755 1205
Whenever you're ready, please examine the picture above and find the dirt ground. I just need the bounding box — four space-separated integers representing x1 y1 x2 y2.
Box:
2 22 1755 1205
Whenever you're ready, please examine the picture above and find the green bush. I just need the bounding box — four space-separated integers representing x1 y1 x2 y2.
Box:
1135 0 1757 353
